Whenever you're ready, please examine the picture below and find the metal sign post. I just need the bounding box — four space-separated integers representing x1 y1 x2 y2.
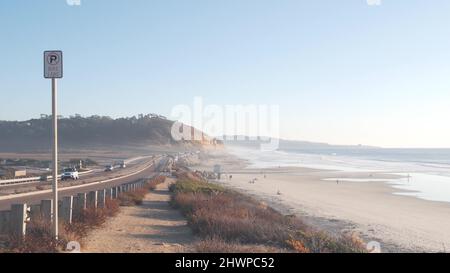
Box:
44 51 63 239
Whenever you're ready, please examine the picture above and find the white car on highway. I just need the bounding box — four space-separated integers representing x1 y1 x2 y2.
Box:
61 168 79 181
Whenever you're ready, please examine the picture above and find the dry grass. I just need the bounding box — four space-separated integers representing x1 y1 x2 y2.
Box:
118 190 147 206
172 192 299 246
170 175 368 253
3 198 122 253
36 185 45 191
68 200 120 238
286 230 367 253
195 237 289 253
148 175 166 190
118 176 166 206
1 184 129 253
4 217 80 253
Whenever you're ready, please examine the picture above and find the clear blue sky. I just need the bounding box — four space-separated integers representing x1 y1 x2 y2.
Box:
1 0 450 147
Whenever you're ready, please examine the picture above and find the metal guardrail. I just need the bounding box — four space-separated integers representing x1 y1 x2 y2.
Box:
0 157 161 202
0 170 94 187
0 156 165 237
0 178 152 236
0 176 43 186
0 155 156 187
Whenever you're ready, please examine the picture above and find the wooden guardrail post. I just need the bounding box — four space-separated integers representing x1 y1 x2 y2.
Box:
29 204 41 220
106 188 113 200
87 191 97 209
97 189 106 209
10 204 27 237
41 200 53 223
73 193 87 218
61 196 73 224
0 210 11 234
112 187 118 199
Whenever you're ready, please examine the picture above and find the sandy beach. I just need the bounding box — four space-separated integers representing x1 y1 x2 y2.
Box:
189 149 450 253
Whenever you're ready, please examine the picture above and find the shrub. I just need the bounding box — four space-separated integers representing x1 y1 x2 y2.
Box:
118 176 166 206
4 217 80 253
0 176 169 253
196 237 287 253
104 198 120 217
148 176 166 191
171 177 367 253
171 179 303 249
1 198 122 253
288 230 367 253
169 179 226 195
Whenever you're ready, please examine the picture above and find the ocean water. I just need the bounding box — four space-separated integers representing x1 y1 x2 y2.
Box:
226 146 450 203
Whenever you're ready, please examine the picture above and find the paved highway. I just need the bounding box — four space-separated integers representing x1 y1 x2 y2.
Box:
0 155 155 189
0 156 169 211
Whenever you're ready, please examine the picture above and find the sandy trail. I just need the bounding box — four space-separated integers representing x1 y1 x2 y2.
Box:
83 178 195 253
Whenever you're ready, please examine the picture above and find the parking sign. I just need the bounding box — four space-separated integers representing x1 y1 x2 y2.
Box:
44 51 63 78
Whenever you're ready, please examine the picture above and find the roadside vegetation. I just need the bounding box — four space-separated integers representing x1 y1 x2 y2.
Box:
118 176 166 206
3 198 120 253
0 176 165 253
170 170 367 253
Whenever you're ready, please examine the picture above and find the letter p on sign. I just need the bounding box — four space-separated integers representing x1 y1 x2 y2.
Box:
44 51 63 79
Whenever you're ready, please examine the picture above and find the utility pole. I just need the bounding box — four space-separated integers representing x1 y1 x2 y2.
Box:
44 51 63 239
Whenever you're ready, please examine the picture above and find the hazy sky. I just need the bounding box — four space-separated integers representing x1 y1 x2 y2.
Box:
1 0 450 148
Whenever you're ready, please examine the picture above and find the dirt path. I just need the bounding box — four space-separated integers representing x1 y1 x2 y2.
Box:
82 178 196 253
